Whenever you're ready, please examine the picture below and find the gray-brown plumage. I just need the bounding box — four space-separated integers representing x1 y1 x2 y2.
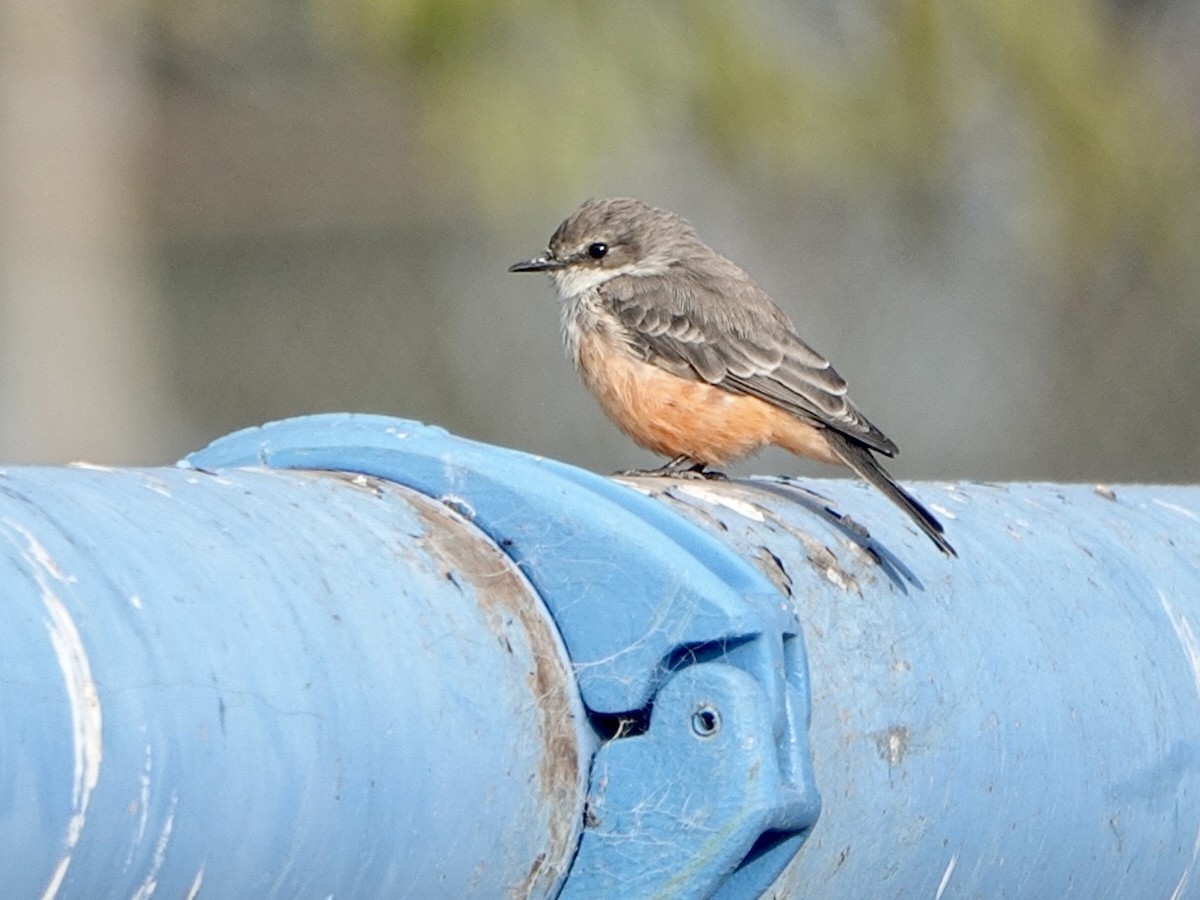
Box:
510 197 954 556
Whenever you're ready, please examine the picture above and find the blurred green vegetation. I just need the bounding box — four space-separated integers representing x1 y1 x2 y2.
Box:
127 0 1200 477
311 0 1198 294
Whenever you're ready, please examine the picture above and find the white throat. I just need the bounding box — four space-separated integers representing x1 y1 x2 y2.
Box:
549 266 621 300
549 259 669 301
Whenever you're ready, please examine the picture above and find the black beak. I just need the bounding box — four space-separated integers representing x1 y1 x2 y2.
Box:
508 254 565 273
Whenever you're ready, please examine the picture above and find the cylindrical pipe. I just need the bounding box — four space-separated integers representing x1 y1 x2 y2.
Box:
0 465 587 899
625 475 1200 898
9 410 1198 898
186 414 824 898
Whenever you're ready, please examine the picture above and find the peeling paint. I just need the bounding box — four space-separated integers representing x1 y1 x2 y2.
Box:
753 546 793 597
875 725 909 767
795 533 859 594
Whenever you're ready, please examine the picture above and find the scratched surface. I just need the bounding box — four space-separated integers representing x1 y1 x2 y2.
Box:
622 475 1200 899
0 466 585 899
191 413 823 898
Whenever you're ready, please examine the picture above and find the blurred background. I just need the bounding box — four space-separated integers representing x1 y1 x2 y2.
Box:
1 0 1197 482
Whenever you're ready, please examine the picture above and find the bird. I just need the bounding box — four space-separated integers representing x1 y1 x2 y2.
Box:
509 197 954 556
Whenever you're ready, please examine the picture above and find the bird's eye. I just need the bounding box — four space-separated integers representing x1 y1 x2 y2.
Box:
587 242 608 260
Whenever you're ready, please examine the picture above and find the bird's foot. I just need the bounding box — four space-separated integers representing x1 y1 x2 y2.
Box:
685 467 729 481
615 457 728 480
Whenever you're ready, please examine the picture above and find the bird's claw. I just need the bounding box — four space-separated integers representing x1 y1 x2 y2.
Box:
614 459 729 481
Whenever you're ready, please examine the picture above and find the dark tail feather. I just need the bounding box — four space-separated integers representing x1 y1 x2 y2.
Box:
824 432 956 557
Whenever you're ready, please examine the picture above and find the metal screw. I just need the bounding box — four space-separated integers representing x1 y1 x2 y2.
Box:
691 704 720 738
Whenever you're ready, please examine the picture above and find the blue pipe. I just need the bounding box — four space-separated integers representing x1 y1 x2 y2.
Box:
622 474 1200 898
4 413 1199 898
0 463 588 898
185 415 821 898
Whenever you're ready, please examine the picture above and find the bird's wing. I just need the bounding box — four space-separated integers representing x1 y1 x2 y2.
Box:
602 262 899 456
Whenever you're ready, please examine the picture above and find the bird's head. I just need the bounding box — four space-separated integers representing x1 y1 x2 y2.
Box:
508 198 706 299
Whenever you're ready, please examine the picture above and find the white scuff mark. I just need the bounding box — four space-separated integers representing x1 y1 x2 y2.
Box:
0 522 103 900
140 475 173 498
67 462 115 472
184 865 205 900
42 587 101 827
610 478 653 496
1153 499 1200 522
673 483 765 522
10 525 77 584
1172 824 1200 900
934 852 958 900
41 857 72 900
125 744 154 868
942 484 970 503
1160 590 1200 705
1159 589 1200 900
929 503 957 521
130 793 178 900
130 595 143 610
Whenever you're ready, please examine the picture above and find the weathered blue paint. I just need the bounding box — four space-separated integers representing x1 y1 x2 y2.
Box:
7 412 1196 898
0 414 821 899
187 414 822 897
0 464 586 898
629 475 1200 898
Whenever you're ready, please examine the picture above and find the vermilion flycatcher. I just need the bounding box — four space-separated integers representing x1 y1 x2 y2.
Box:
510 198 954 556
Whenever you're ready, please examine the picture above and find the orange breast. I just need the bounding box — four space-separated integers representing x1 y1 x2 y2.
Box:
575 332 839 467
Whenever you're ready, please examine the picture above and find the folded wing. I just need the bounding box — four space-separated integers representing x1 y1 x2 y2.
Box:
603 263 899 457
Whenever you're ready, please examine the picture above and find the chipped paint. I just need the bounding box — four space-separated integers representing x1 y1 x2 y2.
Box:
875 725 909 767
0 522 103 900
438 493 477 521
753 546 793 597
794 532 859 594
